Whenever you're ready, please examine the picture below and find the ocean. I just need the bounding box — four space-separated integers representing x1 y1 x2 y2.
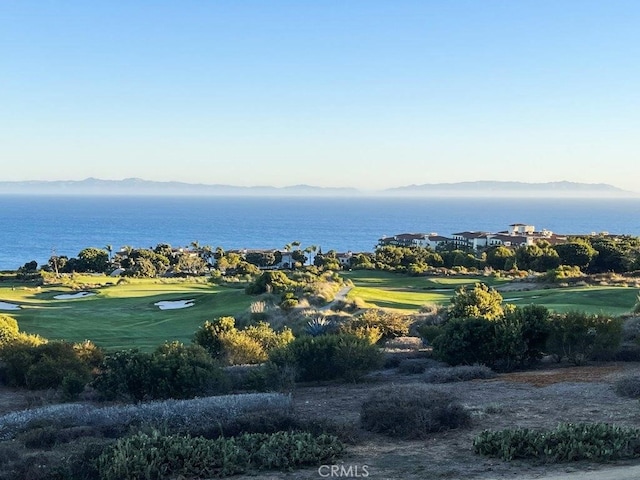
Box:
1 195 639 270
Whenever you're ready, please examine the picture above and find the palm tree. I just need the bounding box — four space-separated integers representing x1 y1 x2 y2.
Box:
105 244 113 261
304 245 318 266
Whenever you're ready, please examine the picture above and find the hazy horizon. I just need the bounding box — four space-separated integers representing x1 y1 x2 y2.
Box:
0 177 637 198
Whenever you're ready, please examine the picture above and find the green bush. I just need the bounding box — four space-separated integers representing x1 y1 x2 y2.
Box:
92 343 226 401
432 317 496 366
448 283 504 321
97 429 344 479
341 309 411 343
546 312 622 365
245 271 293 295
0 315 19 348
491 305 550 371
361 385 471 439
194 317 294 365
415 324 444 345
474 423 640 462
269 334 383 382
0 341 92 391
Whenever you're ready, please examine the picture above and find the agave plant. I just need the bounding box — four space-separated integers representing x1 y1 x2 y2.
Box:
305 317 333 337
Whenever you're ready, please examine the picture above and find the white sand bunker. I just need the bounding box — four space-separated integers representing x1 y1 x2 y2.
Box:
0 301 21 310
155 299 195 310
504 297 523 301
53 292 96 300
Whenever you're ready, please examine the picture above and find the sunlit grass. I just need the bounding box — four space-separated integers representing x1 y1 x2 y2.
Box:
0 279 253 351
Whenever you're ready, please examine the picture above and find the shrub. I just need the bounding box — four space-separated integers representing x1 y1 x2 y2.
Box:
546 312 622 364
92 343 226 401
0 314 19 347
245 271 293 295
361 385 471 439
269 334 383 382
0 341 92 391
0 393 292 441
423 365 496 383
97 430 344 480
415 324 444 346
225 362 296 393
16 425 58 449
342 309 411 342
474 423 640 462
194 317 294 365
545 265 583 282
384 336 423 350
448 283 504 321
432 317 496 366
614 375 640 398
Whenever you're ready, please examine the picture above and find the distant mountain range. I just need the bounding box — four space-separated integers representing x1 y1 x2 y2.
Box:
0 178 635 197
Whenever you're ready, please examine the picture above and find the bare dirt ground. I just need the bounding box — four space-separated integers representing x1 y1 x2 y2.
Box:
235 362 640 480
3 362 640 480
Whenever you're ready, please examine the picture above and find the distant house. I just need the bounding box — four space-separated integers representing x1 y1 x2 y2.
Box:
377 233 449 249
451 231 491 250
335 251 353 267
487 233 532 248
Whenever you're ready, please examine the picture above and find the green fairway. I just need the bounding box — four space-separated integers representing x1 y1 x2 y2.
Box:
341 270 509 289
0 278 253 351
343 270 639 315
500 286 639 316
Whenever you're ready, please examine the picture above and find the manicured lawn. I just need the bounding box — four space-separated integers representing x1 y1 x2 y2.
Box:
0 278 253 351
343 270 639 315
341 270 509 289
501 286 639 316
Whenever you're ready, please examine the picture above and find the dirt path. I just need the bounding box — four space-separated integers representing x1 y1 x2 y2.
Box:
519 464 640 480
319 286 353 311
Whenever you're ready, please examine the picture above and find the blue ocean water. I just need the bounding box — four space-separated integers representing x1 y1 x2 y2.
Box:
0 195 639 270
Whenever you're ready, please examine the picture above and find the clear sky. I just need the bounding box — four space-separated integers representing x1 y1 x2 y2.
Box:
2 1 639 191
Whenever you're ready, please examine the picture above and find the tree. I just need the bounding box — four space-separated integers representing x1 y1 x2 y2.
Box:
449 283 504 321
485 246 515 270
77 247 109 272
588 239 627 273
175 254 206 276
554 242 597 269
245 251 277 267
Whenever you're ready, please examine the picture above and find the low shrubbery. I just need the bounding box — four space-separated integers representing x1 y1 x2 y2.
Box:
432 317 497 366
474 423 640 462
546 312 622 364
340 309 411 344
432 300 621 370
269 334 383 382
423 365 496 383
97 430 344 480
0 340 100 399
193 316 294 365
360 385 471 439
92 342 226 401
614 375 640 398
0 393 292 441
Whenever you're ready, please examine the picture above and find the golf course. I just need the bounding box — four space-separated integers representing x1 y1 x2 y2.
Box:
0 271 637 351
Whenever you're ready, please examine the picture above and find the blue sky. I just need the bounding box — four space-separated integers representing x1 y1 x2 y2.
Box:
2 1 639 190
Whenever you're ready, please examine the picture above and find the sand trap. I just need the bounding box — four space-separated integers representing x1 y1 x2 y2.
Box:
431 288 453 292
504 297 523 301
53 292 96 300
0 301 20 310
155 299 195 310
